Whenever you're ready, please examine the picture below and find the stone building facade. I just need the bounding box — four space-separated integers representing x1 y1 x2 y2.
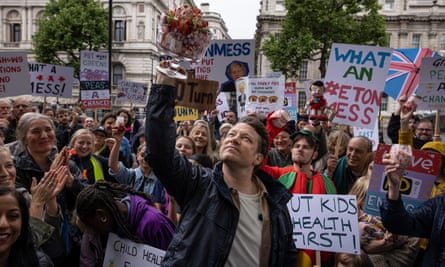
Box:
255 0 445 138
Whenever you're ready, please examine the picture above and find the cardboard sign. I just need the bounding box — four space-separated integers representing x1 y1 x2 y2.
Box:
29 62 74 98
237 76 285 117
174 106 199 121
0 51 30 97
418 57 445 112
288 194 360 255
117 80 147 105
191 39 255 114
103 233 165 267
175 76 218 110
324 43 393 129
80 50 110 109
363 144 440 216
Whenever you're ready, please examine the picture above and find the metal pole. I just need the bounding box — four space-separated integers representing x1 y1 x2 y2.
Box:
108 0 112 87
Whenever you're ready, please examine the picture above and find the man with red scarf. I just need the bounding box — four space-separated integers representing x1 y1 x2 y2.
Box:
261 111 337 267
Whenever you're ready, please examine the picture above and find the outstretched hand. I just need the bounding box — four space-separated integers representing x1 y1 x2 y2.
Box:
269 109 290 128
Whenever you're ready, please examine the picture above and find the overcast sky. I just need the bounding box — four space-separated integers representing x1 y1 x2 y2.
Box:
194 0 260 39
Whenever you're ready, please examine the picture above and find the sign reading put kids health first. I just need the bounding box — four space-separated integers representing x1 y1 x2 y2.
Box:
363 144 440 217
324 43 393 129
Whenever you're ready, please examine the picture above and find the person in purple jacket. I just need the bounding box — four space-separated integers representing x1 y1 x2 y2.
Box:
75 181 175 266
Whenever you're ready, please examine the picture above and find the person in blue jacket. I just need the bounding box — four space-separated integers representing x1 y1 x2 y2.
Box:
144 61 296 266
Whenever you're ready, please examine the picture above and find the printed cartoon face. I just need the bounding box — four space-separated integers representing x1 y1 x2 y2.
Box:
268 96 278 103
258 96 267 103
238 82 246 94
248 95 258 102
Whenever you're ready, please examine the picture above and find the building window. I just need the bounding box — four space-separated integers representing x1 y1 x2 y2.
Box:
387 33 391 47
412 34 421 48
114 20 126 41
11 24 21 42
380 93 388 111
384 0 394 10
441 34 445 50
138 3 144 13
298 91 306 110
299 61 308 80
112 64 124 86
276 0 285 11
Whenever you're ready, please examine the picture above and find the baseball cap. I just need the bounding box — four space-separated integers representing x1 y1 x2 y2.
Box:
421 141 445 157
290 129 320 144
92 126 108 137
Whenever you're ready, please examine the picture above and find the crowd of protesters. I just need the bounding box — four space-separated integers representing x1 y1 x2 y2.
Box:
0 65 442 267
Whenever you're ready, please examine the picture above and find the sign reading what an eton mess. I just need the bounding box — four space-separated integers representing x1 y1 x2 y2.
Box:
0 51 30 97
29 62 74 98
235 76 285 117
324 43 393 129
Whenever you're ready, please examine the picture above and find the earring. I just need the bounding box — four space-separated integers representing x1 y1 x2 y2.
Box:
100 217 107 223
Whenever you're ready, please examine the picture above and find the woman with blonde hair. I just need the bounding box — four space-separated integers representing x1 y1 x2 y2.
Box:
68 129 116 184
189 120 216 166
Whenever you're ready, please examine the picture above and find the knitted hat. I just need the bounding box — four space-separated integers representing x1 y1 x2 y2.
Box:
421 141 445 157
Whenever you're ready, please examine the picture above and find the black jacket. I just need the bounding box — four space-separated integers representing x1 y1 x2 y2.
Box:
145 84 297 266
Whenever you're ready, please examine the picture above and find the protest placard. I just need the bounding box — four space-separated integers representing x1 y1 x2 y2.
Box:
418 56 445 112
29 62 73 98
363 144 440 216
174 106 199 121
353 121 379 151
0 51 30 97
117 80 147 105
191 39 255 114
103 233 165 267
175 75 218 110
80 50 110 109
324 43 393 129
288 194 360 254
284 82 298 120
237 76 285 117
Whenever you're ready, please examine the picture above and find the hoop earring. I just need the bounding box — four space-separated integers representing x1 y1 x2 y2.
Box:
100 217 107 223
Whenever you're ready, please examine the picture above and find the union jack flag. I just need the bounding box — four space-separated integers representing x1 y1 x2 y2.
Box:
384 48 440 100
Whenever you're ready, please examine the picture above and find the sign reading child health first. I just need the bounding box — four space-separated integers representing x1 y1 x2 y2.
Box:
324 43 393 129
80 51 110 109
103 233 165 267
0 51 30 97
288 194 360 255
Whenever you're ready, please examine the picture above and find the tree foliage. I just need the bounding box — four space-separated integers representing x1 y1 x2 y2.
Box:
262 0 388 79
33 0 108 76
